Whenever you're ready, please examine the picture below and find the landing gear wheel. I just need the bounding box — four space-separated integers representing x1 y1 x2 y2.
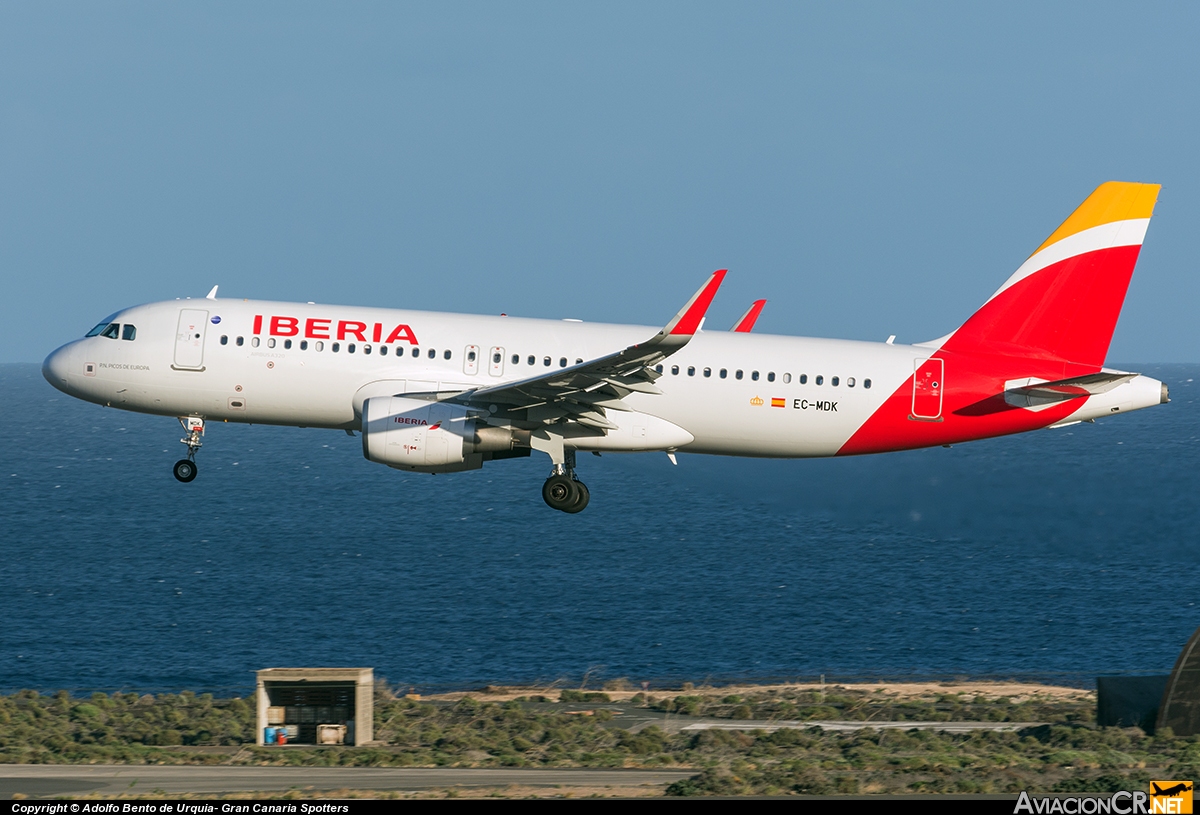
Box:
565 480 589 514
173 459 197 483
542 474 577 511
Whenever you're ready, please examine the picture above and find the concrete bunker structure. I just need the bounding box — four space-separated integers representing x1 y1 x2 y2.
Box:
256 667 374 746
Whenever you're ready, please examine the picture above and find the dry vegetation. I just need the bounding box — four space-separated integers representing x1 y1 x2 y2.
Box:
2 683 1196 796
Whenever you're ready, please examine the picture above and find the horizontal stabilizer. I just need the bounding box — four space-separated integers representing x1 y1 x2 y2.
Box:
1004 371 1137 410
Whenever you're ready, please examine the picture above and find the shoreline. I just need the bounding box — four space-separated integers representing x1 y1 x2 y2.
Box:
419 679 1094 704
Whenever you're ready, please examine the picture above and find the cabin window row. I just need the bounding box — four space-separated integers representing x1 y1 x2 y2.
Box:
465 349 585 368
221 335 456 358
654 364 871 389
226 338 589 369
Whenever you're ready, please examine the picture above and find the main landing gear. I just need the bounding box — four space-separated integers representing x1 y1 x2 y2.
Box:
174 416 204 483
541 450 590 513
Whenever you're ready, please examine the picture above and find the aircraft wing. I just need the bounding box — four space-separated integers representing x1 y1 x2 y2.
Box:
452 270 726 430
731 299 766 332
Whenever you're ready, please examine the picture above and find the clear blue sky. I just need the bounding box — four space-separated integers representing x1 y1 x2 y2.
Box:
3 2 1197 363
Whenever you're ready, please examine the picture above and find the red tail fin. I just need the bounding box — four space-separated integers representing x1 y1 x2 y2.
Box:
939 182 1160 368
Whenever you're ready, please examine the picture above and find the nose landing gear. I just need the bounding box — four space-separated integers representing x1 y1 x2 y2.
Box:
174 416 204 483
173 458 197 483
541 451 590 513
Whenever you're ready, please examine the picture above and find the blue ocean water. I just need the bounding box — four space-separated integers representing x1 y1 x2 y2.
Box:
1 362 1197 693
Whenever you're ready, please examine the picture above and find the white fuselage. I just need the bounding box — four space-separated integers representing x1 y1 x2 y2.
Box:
42 297 1165 461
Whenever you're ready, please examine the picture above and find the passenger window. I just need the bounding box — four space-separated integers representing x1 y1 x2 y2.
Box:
267 338 276 348
332 342 340 352
468 350 477 362
799 374 807 384
816 375 824 385
412 347 420 358
543 356 551 367
493 352 502 363
100 323 120 339
559 357 567 367
767 372 775 382
687 366 695 376
379 345 386 355
348 343 356 353
251 337 260 348
363 344 371 354
783 373 791 383
428 349 436 359
655 364 663 373
284 339 293 349
528 355 536 365
220 335 228 345
864 378 872 389
847 377 855 387
703 367 711 378
122 325 137 341
315 341 324 351
511 354 519 364
720 369 727 379
735 370 743 380
671 365 679 375
236 336 244 346
751 371 759 381
575 358 583 365
301 340 309 351
832 376 839 386
444 350 452 360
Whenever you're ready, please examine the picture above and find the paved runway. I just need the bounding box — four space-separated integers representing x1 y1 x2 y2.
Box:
675 719 1043 733
0 765 694 799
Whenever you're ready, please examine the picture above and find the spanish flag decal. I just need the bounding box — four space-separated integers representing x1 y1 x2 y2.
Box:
771 398 786 408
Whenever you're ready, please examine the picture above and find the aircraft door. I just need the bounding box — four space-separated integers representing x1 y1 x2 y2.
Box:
911 357 944 420
173 309 209 370
488 346 505 376
463 345 480 375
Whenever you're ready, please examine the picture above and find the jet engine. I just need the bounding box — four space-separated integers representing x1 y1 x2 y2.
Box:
360 396 519 473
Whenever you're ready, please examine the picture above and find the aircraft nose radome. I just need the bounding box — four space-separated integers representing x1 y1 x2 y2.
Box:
42 344 74 393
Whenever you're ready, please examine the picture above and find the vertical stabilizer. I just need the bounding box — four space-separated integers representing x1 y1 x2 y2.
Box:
939 182 1160 368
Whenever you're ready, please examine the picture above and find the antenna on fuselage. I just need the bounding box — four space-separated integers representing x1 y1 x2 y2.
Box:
206 285 219 300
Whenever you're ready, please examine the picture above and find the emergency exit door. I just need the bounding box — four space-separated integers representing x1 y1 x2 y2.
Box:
911 357 944 420
489 346 505 376
173 309 208 370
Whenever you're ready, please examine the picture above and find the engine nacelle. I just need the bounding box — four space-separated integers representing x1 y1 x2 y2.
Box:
361 396 516 473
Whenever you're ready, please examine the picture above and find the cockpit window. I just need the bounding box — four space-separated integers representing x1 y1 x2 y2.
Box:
99 323 121 339
85 312 121 338
121 324 136 341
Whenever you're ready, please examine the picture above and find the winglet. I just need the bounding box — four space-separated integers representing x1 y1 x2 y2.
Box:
205 285 219 300
731 299 766 332
662 270 727 337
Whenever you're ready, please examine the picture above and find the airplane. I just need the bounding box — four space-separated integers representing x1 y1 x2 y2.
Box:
1151 782 1193 797
42 181 1168 513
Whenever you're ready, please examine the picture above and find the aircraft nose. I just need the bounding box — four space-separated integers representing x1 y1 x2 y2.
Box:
42 343 75 393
